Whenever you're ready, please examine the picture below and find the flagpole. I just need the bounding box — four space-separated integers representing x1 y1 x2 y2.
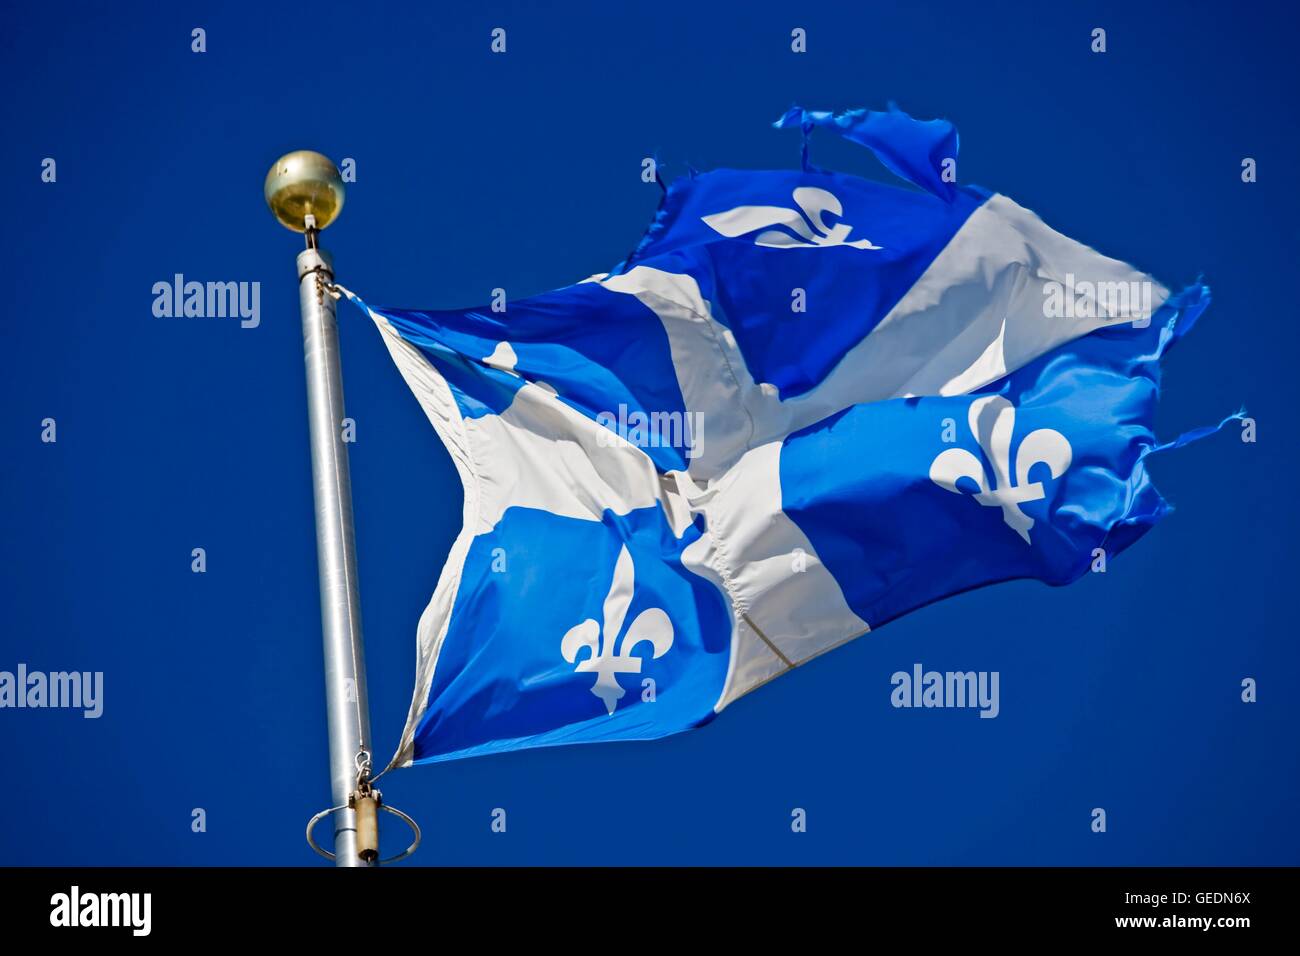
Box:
265 151 376 867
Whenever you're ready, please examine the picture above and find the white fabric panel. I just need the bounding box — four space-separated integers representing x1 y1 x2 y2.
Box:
599 267 758 482
465 379 664 532
835 193 1168 401
673 443 870 710
368 316 482 767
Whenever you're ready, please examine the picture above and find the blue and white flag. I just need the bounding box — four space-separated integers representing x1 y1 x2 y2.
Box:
348 107 1234 766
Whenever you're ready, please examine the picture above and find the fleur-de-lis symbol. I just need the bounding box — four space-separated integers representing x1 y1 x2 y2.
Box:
929 396 1072 545
561 545 674 715
701 187 882 250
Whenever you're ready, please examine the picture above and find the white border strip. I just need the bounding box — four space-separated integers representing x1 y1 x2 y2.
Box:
363 310 483 769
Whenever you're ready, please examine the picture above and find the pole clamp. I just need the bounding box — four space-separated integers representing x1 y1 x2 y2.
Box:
305 747 419 864
305 793 421 866
297 248 334 283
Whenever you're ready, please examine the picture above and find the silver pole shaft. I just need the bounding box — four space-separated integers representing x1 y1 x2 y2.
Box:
297 245 374 867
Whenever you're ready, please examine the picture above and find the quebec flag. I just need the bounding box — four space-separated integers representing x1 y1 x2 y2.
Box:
347 107 1234 767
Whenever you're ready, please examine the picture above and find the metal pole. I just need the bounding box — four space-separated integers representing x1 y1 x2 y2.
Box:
265 150 384 866
297 244 375 867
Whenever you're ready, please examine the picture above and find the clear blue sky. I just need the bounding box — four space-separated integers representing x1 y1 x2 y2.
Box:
1 0 1296 864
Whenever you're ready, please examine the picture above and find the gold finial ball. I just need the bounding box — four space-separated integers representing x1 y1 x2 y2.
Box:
264 150 345 232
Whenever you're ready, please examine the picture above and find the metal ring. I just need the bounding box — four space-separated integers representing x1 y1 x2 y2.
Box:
377 804 422 864
305 802 422 865
304 803 348 861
